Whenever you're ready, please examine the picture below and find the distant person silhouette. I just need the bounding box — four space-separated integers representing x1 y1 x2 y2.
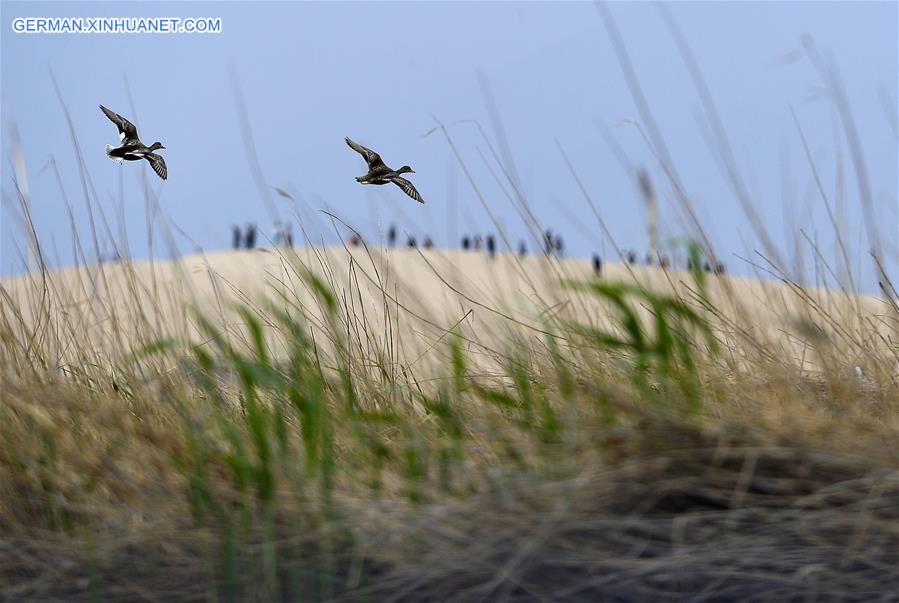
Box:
272 221 284 247
231 224 241 250
285 222 293 247
462 235 470 250
407 236 417 248
387 224 397 247
553 234 564 257
473 235 482 251
544 229 554 255
626 250 637 265
518 240 527 256
244 223 257 250
592 254 603 277
423 236 434 249
486 234 496 258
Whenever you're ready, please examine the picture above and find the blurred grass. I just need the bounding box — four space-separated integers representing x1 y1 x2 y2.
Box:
2 236 896 599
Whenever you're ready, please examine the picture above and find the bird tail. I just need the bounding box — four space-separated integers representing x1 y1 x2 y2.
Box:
105 144 123 163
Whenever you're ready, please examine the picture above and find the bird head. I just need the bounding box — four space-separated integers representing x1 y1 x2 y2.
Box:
150 142 166 151
398 165 415 174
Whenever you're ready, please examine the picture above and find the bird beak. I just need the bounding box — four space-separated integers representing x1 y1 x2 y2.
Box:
160 145 166 150
410 169 416 173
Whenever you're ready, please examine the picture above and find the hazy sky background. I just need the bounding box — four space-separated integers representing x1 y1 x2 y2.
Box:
2 1 896 292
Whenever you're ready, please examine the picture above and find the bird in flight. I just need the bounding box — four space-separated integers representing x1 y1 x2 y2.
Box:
345 137 423 203
101 105 167 180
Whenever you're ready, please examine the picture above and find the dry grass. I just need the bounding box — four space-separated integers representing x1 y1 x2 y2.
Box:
2 240 897 600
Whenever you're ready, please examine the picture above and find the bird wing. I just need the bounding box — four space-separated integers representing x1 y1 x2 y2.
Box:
390 176 424 203
345 137 386 170
146 153 167 180
100 105 139 144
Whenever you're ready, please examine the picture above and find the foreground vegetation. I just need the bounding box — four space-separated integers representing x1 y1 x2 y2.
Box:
2 242 897 600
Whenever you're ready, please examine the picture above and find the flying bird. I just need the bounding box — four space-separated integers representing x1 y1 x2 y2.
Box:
100 105 167 180
345 137 423 203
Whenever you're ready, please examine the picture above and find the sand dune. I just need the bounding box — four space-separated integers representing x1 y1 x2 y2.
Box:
1 246 891 376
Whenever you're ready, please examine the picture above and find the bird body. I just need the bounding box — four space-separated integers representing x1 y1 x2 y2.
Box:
101 105 167 180
345 137 423 203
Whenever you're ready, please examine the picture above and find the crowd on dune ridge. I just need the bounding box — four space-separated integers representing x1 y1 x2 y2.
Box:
229 221 726 279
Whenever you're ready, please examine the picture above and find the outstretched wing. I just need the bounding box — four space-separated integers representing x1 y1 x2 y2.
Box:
146 153 167 180
100 105 139 144
390 176 424 204
345 137 385 170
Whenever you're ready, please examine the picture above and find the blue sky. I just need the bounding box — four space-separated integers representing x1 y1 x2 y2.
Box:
2 1 896 292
